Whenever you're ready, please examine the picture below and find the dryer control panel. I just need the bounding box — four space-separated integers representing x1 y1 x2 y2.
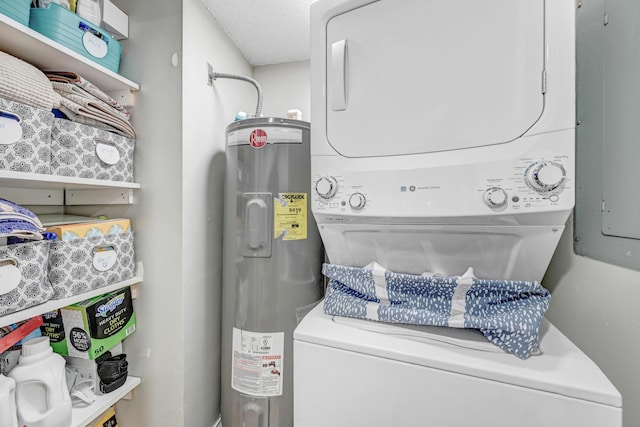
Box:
312 151 574 220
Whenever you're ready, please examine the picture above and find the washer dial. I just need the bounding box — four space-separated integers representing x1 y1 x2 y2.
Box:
348 192 366 210
525 161 566 192
483 187 508 209
315 176 339 199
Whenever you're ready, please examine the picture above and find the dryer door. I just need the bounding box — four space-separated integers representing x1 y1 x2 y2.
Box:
325 0 545 158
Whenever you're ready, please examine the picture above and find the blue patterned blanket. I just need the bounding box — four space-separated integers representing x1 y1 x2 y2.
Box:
322 262 550 359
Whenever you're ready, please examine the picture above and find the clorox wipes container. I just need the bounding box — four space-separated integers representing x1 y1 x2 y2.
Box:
9 336 71 427
0 373 18 427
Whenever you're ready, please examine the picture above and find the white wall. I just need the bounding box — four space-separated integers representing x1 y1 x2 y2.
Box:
182 1 255 426
88 1 255 426
544 217 640 427
253 61 311 120
109 0 185 425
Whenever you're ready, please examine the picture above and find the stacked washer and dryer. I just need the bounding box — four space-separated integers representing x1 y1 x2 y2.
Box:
294 0 623 425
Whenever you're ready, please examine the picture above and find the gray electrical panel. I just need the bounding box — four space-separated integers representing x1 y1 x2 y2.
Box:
574 0 640 269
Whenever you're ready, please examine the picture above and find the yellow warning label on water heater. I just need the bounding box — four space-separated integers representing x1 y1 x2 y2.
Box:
274 193 307 240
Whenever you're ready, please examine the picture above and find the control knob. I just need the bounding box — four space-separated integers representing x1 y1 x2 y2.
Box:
525 161 566 192
315 176 339 199
348 192 366 210
483 187 508 209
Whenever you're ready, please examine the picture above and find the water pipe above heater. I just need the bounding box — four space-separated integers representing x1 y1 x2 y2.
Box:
208 69 263 118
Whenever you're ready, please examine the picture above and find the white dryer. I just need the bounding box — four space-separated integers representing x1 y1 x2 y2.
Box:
295 0 623 425
309 0 575 281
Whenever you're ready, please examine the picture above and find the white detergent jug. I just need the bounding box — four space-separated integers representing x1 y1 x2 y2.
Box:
0 374 18 427
8 337 72 427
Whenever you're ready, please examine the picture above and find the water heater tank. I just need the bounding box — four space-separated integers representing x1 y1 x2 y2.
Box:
221 117 324 427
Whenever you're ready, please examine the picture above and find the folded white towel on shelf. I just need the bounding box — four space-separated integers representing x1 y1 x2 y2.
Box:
0 51 59 110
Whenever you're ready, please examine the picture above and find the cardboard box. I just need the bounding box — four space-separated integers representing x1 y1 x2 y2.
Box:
92 406 118 427
101 0 128 40
47 218 130 241
40 310 68 355
60 287 136 360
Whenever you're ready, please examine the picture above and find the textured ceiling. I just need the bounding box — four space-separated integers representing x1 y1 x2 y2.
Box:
203 0 313 66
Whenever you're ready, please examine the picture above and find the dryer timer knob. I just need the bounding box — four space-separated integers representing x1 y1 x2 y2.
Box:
525 161 566 192
484 187 508 209
315 176 339 199
349 192 367 210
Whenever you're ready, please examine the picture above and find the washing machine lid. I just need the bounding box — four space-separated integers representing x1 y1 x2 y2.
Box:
294 303 622 408
325 0 545 157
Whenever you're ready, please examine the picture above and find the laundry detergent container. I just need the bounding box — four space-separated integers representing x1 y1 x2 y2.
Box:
29 3 122 72
9 336 72 427
0 0 31 27
0 374 17 427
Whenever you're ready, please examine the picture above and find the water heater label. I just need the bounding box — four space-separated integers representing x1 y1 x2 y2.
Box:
227 127 303 146
231 328 284 397
274 193 307 240
249 129 267 148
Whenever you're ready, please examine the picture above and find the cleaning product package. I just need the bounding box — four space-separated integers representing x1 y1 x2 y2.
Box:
59 287 136 360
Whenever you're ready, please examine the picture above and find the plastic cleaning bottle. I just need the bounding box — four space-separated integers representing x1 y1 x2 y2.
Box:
8 337 72 427
0 374 18 427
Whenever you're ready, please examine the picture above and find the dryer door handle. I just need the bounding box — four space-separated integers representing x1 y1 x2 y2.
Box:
330 39 348 111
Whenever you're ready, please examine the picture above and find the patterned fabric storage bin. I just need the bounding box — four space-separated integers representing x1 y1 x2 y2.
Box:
0 0 31 27
51 119 135 182
0 241 55 316
48 232 135 300
0 97 53 174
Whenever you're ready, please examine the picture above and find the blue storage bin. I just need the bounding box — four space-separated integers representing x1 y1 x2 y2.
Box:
0 0 31 27
29 3 122 72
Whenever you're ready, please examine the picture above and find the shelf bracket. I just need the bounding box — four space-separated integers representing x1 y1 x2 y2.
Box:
65 189 134 205
0 188 64 205
106 90 135 108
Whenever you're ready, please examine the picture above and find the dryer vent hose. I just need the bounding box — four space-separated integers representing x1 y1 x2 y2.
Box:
210 72 263 118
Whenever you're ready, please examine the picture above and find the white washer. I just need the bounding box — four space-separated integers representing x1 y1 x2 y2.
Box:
294 304 622 426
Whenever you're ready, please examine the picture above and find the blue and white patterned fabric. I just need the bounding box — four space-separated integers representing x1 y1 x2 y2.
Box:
323 262 551 359
0 197 46 241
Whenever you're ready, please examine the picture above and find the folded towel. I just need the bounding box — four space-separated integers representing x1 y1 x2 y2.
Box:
45 71 130 117
45 71 135 138
51 81 130 122
56 93 136 138
0 51 59 110
322 262 551 359
0 198 46 241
